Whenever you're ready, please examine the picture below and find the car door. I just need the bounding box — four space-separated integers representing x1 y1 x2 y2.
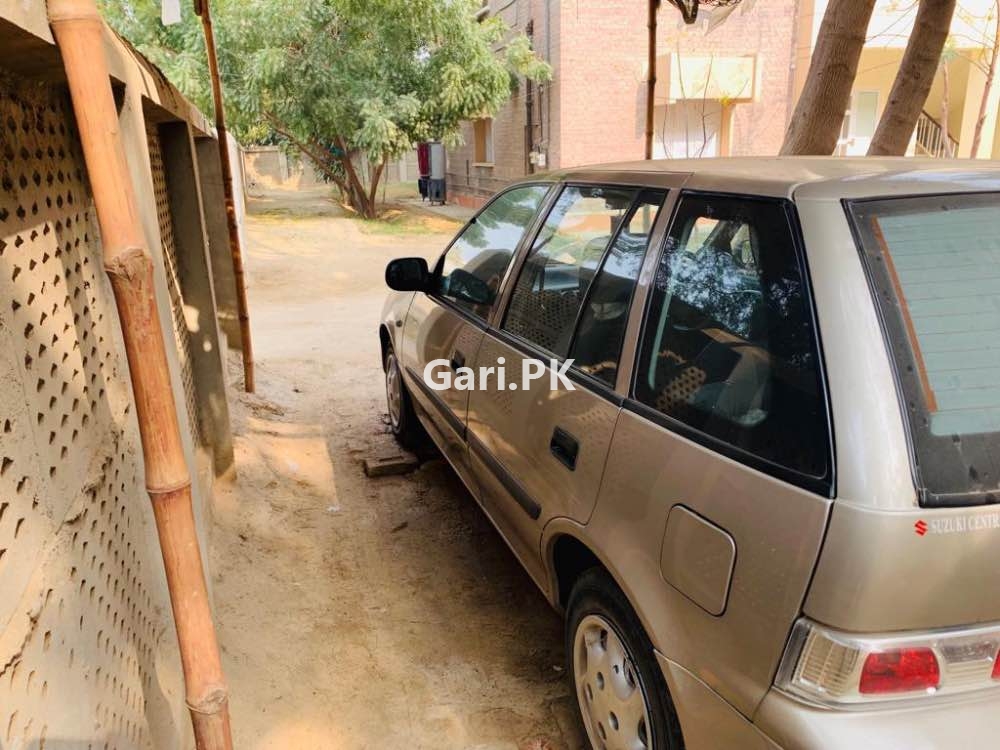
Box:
401 184 551 490
466 185 670 586
587 192 834 717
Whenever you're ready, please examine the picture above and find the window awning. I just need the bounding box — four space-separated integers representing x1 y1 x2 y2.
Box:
654 53 758 105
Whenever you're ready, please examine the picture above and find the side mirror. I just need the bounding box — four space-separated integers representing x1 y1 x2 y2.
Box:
385 257 430 291
447 268 494 307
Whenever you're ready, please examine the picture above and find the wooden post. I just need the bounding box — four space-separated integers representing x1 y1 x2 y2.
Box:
645 0 660 159
196 0 255 392
46 1 234 748
719 102 734 157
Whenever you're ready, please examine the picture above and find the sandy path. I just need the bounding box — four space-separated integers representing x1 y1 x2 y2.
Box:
210 188 583 750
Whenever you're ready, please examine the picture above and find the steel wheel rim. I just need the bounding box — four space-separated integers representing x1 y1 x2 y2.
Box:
574 614 652 750
385 352 402 430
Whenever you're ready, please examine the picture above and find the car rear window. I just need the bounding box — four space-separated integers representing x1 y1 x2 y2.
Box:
850 193 1000 505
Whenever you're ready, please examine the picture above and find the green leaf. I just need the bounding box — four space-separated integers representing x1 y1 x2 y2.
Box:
101 0 550 211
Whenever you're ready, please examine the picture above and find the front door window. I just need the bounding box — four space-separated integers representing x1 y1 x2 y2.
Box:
435 184 550 320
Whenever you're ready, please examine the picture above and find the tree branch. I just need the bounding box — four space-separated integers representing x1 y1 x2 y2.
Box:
263 113 351 196
970 0 1000 156
368 158 386 209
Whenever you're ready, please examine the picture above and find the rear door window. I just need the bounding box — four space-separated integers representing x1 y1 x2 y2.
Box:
633 193 830 487
569 190 666 387
850 193 1000 505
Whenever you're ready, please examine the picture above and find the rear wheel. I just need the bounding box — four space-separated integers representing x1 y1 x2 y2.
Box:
567 569 684 750
384 346 426 450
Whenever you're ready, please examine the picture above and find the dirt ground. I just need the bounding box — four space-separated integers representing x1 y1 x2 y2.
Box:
210 187 584 750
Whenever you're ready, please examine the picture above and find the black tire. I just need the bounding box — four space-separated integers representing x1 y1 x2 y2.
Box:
383 345 427 451
567 568 685 750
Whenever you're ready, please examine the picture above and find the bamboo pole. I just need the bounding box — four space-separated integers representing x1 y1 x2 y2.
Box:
196 0 255 392
645 0 660 160
46 2 234 747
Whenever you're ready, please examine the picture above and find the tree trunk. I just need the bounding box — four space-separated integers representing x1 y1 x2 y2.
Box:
970 0 1000 157
781 0 877 155
368 159 386 211
335 139 366 201
334 139 379 218
868 0 958 156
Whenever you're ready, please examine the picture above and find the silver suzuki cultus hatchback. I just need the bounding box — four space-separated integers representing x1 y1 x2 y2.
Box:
378 158 1000 749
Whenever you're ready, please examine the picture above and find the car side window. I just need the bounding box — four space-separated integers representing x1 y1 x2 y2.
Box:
503 185 639 355
634 194 829 479
435 184 549 320
569 190 667 387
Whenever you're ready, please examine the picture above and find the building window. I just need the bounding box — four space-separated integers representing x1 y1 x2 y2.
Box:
836 90 879 156
473 118 495 165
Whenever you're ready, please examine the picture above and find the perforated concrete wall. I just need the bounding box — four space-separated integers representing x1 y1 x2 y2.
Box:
0 77 189 749
146 123 201 448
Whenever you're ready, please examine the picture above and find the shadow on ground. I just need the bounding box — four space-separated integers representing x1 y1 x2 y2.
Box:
210 187 583 750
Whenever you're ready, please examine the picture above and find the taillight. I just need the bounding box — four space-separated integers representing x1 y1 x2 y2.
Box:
859 648 939 694
777 619 1000 707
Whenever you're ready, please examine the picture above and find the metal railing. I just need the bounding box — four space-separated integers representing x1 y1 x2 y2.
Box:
915 110 959 157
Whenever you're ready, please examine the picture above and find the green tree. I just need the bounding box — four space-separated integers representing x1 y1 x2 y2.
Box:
101 0 550 217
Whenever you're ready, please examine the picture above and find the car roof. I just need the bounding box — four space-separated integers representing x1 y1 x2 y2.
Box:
541 156 1000 201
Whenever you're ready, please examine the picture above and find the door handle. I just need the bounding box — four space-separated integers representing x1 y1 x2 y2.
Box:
449 350 466 370
550 427 579 471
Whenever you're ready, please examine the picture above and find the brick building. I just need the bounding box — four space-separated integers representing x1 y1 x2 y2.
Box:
447 0 803 205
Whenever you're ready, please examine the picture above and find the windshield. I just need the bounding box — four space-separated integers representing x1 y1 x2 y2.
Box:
849 193 1000 506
